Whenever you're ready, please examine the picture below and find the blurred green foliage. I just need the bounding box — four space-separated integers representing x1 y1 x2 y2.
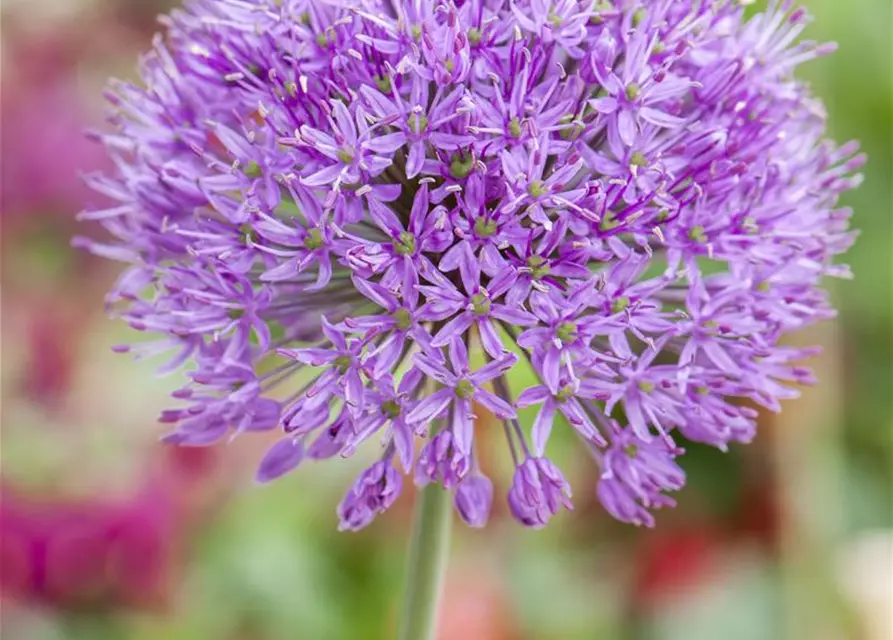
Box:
801 0 893 530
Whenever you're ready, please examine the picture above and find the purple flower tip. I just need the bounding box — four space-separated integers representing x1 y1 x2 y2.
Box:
508 458 573 528
256 437 305 484
81 0 861 530
338 459 403 532
454 471 494 528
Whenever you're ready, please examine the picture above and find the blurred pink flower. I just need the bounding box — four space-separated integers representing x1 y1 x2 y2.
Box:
0 78 109 221
632 527 721 608
0 448 219 611
0 484 176 609
437 562 519 640
18 299 85 409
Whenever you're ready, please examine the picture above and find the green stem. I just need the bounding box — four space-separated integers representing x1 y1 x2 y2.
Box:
396 482 453 640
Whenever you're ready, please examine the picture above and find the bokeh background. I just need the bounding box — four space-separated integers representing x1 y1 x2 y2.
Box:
1 1 890 638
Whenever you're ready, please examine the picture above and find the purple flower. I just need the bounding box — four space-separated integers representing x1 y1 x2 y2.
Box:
508 457 573 528
426 245 537 358
516 375 608 456
597 428 685 528
415 431 470 489
297 100 405 192
81 0 861 530
407 338 517 456
256 436 305 484
360 77 472 178
454 471 494 528
337 458 403 532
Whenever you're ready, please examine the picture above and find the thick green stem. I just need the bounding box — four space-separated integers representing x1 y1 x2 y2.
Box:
396 483 453 640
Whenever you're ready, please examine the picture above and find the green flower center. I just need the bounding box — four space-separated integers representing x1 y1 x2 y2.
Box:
468 27 482 45
454 379 476 399
408 113 428 135
334 355 352 374
611 296 630 313
444 58 455 73
243 160 262 178
528 180 547 199
548 10 563 27
337 148 355 164
688 225 708 244
631 8 646 27
304 228 324 251
527 255 551 280
556 322 578 343
382 400 402 418
590 1 613 25
394 231 417 256
471 293 491 316
392 307 413 331
638 381 655 393
450 153 475 179
474 217 498 238
630 152 648 167
374 75 392 93
508 117 523 139
556 384 575 402
559 114 583 141
624 444 639 458
600 210 620 232
625 83 642 101
239 222 254 245
316 32 329 48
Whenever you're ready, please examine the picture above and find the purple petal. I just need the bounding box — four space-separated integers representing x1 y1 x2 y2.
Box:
256 437 305 483
451 399 474 455
373 333 406 378
478 318 505 359
448 336 470 372
332 100 358 143
368 198 404 234
541 346 561 394
431 313 474 347
454 473 493 528
407 388 454 424
303 163 344 187
639 106 686 128
392 420 415 473
411 354 453 385
366 131 407 154
516 385 550 407
469 353 517 385
531 401 557 456
617 110 637 147
589 97 619 114
406 141 425 179
475 389 516 420
491 305 537 326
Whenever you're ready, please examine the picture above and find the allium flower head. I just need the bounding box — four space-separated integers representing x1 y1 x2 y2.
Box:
78 0 863 530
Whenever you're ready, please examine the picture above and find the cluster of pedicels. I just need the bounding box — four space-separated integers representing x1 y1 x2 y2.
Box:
76 0 863 530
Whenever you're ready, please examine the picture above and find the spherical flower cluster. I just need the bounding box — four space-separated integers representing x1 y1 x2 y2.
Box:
77 0 863 530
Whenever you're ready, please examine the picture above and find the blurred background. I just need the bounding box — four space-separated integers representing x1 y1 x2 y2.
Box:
0 1 890 638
